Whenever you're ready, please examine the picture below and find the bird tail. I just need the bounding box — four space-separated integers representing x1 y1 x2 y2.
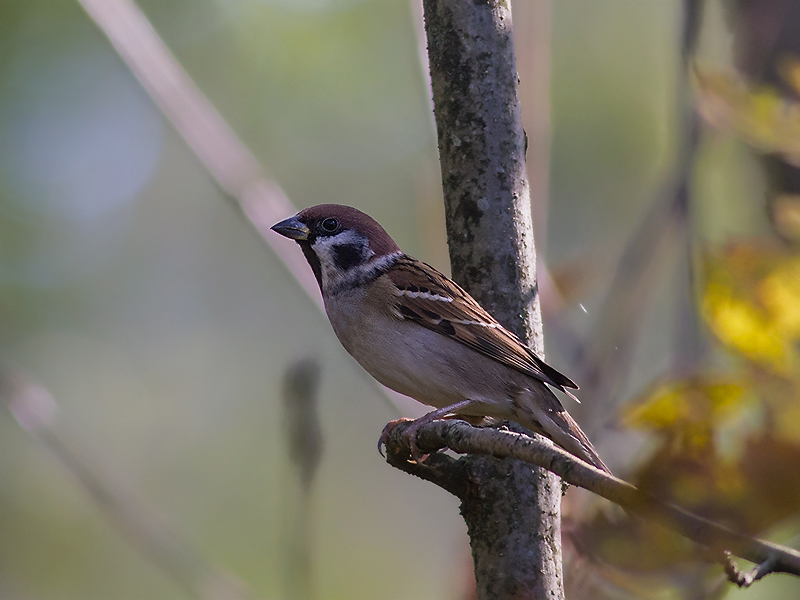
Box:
513 387 611 475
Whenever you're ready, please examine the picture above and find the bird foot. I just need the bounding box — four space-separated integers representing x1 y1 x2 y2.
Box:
379 400 477 463
378 417 429 463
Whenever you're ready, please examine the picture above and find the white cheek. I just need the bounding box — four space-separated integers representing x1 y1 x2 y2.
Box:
315 248 340 287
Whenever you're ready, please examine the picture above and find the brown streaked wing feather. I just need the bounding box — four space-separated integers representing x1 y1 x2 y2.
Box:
386 256 578 391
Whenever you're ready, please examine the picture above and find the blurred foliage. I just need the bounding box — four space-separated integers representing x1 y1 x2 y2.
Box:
580 193 800 596
770 194 800 243
3 1 800 599
625 375 750 451
693 62 800 166
571 10 800 600
702 244 800 373
575 69 800 594
693 59 800 245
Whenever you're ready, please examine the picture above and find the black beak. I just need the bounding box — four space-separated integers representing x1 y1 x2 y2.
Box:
271 216 311 241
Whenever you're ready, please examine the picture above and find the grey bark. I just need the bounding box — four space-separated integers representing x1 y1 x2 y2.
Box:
417 1 564 598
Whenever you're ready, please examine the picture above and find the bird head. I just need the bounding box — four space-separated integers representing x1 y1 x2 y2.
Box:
271 204 401 293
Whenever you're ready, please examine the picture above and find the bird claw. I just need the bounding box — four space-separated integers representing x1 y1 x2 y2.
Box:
378 418 412 457
378 417 429 463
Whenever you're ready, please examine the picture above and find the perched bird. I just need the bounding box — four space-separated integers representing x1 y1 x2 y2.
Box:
271 204 609 473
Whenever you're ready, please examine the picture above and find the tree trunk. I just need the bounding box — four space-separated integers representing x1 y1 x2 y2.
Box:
421 1 563 597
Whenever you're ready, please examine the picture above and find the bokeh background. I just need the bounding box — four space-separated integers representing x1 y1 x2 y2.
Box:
2 1 800 599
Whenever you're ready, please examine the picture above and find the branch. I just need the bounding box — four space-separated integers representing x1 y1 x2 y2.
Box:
422 0 563 596
75 0 412 417
572 0 706 430
76 0 316 302
384 420 800 581
0 363 256 600
722 551 778 588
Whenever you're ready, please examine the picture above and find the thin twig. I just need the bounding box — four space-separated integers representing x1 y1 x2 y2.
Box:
77 0 313 300
0 363 257 600
575 0 705 431
573 154 693 440
75 0 409 417
384 419 800 581
671 0 711 374
722 551 778 587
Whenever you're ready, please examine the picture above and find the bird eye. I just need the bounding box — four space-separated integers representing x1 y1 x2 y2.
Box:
320 217 339 233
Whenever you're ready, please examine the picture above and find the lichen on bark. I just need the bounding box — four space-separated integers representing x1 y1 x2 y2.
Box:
410 1 565 598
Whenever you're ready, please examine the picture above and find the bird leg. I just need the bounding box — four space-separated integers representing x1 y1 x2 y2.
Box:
379 399 476 463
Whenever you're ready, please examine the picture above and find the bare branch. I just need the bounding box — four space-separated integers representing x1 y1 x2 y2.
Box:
75 0 411 417
77 0 315 301
572 0 707 430
384 419 800 581
0 363 257 600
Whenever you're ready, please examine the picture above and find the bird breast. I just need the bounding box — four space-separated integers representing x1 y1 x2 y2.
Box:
323 280 522 417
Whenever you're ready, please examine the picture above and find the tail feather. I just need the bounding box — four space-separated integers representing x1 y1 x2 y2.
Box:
513 386 611 475
555 410 611 474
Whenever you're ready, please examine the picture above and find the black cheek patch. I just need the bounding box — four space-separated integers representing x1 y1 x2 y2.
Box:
332 244 365 271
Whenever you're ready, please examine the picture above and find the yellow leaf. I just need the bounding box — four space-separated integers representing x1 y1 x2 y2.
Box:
625 376 748 451
626 383 687 429
699 244 799 374
702 282 793 372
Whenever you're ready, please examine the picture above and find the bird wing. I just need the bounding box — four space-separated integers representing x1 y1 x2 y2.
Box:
386 256 578 391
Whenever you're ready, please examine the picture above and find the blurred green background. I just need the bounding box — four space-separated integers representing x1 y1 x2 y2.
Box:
2 1 798 599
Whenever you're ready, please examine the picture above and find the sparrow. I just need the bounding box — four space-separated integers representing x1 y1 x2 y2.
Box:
271 204 609 473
